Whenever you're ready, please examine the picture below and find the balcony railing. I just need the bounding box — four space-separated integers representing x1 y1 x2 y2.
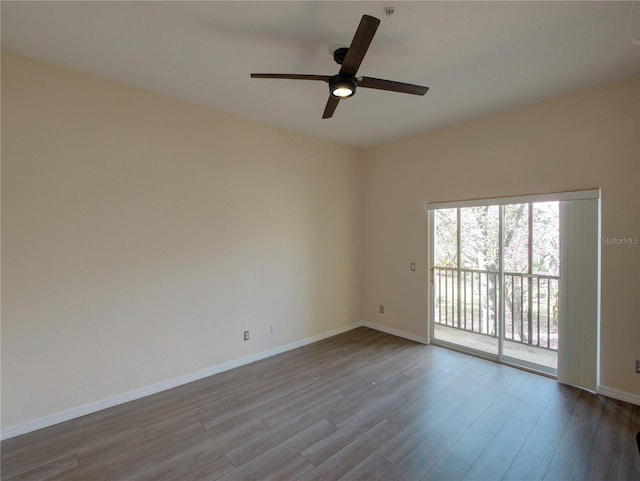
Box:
433 267 559 350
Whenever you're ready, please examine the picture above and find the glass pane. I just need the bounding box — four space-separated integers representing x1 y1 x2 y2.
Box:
434 208 457 268
432 200 558 374
433 206 498 357
460 205 499 271
503 201 558 373
503 203 529 273
532 201 559 276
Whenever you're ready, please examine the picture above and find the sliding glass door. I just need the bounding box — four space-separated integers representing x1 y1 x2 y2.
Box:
501 202 559 372
432 206 500 357
429 190 600 386
429 199 561 374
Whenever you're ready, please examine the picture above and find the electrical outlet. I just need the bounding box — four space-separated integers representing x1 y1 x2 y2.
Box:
271 324 277 334
410 262 416 271
636 360 640 373
379 305 384 314
244 330 250 341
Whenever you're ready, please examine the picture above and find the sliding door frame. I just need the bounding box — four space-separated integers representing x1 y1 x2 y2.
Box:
426 189 600 378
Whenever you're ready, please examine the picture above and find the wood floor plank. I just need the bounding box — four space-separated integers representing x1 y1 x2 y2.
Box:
448 392 522 465
46 450 156 481
198 375 316 430
590 396 637 462
151 417 269 466
218 419 336 481
380 381 475 465
2 327 639 481
520 385 580 462
543 391 605 481
77 420 204 466
224 408 336 467
131 453 234 481
337 453 394 481
3 454 78 481
303 419 399 481
382 417 469 481
421 453 471 481
461 417 534 480
300 424 367 466
627 439 640 481
502 451 549 481
260 454 316 481
0 418 136 479
585 449 630 481
324 374 413 428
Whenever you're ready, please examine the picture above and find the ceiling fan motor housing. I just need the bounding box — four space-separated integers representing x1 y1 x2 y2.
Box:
333 47 349 65
330 75 357 98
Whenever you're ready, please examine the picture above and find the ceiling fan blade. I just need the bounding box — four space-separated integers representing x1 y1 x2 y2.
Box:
322 96 340 119
339 15 381 77
251 74 331 82
358 76 429 96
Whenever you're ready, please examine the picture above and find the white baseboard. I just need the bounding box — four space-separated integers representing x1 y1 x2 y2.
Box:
0 322 360 441
360 320 429 345
597 384 640 406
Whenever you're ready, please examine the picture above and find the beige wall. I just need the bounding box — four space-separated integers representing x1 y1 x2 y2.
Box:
2 51 638 432
363 76 640 396
1 52 363 428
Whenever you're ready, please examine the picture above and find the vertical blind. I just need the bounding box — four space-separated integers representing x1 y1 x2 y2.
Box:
557 194 600 392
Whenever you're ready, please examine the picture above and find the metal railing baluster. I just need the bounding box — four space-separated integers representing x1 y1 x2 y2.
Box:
471 272 474 332
493 274 498 336
444 270 448 326
433 267 558 351
520 276 524 343
537 277 541 347
479 272 483 333
485 272 489 335
547 278 551 349
511 275 515 341
438 270 442 325
463 271 467 331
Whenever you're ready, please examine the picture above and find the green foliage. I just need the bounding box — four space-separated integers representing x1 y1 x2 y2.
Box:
434 202 559 276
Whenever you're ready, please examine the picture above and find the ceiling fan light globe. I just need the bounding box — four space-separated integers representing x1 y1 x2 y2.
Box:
332 86 354 98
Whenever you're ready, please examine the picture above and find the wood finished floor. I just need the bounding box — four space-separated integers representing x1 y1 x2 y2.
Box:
2 327 639 481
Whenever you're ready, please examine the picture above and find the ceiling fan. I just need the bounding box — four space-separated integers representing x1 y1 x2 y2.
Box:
251 15 429 119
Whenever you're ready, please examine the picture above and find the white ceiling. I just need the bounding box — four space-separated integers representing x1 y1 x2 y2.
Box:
2 1 639 148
